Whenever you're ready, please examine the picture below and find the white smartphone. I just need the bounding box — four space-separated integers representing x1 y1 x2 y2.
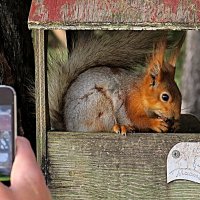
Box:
0 86 17 181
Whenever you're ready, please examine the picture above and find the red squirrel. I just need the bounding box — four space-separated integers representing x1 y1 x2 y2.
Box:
48 31 185 135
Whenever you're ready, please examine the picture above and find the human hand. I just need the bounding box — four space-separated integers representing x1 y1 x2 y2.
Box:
0 136 51 200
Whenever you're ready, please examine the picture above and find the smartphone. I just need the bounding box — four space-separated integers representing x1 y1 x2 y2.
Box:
0 86 17 181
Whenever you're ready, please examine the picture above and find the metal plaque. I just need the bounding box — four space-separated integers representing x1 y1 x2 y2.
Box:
167 142 200 184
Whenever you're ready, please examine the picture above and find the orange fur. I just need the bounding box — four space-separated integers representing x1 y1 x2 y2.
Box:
125 37 182 132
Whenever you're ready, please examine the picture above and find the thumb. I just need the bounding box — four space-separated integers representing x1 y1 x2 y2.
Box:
0 181 14 199
10 136 45 187
9 137 51 200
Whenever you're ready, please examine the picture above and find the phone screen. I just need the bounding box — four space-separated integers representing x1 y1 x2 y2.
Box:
0 87 16 181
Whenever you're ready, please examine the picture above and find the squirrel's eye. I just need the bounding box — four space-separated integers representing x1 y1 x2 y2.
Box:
161 92 170 102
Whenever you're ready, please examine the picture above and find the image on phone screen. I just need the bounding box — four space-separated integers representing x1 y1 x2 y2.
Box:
0 105 13 180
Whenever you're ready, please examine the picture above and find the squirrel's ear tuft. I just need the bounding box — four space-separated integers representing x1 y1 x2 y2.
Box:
149 64 161 86
150 62 160 76
168 32 186 67
148 37 166 72
147 38 166 85
153 38 166 65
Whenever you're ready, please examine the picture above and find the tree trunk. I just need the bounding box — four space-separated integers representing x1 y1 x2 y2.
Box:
181 31 200 120
0 1 36 151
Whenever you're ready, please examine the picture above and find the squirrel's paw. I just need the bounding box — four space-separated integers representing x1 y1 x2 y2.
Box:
112 124 127 136
150 118 169 133
113 124 126 136
112 124 135 136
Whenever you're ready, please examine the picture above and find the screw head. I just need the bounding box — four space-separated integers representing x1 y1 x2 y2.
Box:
172 150 180 159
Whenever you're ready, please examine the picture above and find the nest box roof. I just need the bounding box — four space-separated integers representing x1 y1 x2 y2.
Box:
28 0 200 30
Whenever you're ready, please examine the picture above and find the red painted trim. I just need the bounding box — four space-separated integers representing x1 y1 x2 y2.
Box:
28 0 200 24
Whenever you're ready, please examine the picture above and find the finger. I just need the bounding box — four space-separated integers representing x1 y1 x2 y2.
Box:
0 181 13 199
10 137 45 186
9 137 51 200
15 136 37 165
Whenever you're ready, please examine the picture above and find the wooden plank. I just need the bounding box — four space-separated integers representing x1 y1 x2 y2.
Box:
48 132 200 200
33 30 48 171
28 0 200 30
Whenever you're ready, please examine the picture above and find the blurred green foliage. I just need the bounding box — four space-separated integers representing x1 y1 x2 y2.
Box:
170 31 186 87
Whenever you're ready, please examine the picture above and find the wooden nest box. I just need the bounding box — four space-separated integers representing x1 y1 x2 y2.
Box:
28 1 200 199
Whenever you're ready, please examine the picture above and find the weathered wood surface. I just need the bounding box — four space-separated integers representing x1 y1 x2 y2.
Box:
47 115 200 199
33 30 49 171
182 31 200 119
48 132 200 200
28 0 200 30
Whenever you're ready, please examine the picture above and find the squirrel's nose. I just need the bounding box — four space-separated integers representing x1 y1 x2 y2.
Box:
166 118 174 127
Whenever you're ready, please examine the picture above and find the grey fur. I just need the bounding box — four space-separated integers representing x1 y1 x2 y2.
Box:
64 67 137 132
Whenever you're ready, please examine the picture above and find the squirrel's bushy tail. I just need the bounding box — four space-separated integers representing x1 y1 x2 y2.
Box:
48 30 179 130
